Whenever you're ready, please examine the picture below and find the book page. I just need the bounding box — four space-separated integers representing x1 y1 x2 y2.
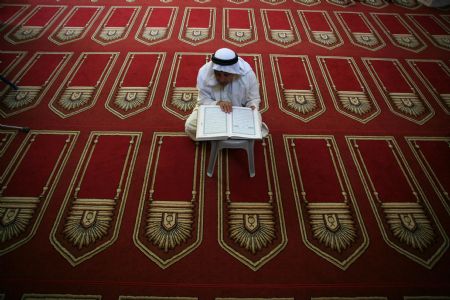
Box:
231 107 256 135
203 106 227 135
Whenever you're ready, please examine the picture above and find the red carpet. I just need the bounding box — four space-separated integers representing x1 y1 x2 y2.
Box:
1 0 449 298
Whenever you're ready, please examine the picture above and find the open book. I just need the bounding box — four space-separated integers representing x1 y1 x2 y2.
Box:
196 105 262 140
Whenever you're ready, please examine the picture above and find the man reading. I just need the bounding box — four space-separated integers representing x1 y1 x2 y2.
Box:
185 48 269 140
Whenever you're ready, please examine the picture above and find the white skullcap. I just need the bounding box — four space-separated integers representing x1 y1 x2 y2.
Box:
211 48 242 75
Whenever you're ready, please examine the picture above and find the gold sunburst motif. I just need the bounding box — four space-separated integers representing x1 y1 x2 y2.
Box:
354 33 379 47
328 0 352 5
56 27 83 41
294 0 320 4
185 28 208 42
394 34 420 49
228 202 275 254
271 30 295 44
313 32 337 46
382 202 435 251
338 91 372 115
146 201 194 252
143 27 167 41
99 27 125 41
13 26 41 40
434 35 450 50
261 0 286 3
0 197 39 243
390 93 425 116
229 29 252 42
307 202 357 253
172 87 197 112
284 90 317 114
63 198 114 249
3 87 39 109
363 0 384 6
59 88 94 110
394 0 418 8
114 88 148 111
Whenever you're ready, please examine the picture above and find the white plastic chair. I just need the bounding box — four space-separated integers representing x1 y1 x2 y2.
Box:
207 139 255 178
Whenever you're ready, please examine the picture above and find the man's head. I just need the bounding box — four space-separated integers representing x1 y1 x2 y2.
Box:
211 48 241 85
214 70 235 86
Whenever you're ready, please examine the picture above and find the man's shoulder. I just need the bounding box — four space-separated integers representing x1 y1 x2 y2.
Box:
239 69 257 83
199 61 212 72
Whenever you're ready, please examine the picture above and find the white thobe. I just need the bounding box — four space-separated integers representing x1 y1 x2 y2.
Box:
197 60 261 109
185 59 266 140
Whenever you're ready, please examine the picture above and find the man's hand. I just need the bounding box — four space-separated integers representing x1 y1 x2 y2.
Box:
218 100 232 113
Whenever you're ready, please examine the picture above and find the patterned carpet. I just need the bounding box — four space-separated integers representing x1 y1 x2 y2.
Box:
0 0 449 298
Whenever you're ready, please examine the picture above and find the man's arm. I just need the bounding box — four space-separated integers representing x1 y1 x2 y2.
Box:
244 71 261 110
197 66 218 106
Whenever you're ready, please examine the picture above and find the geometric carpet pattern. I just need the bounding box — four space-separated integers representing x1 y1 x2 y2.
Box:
1 0 449 298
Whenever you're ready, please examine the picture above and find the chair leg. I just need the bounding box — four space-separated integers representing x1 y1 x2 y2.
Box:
207 141 218 177
247 140 255 177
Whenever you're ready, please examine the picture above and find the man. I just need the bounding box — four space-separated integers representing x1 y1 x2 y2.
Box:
185 48 268 140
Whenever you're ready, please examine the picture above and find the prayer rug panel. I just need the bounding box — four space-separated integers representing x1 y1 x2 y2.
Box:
406 14 450 51
370 13 426 52
0 50 27 76
163 52 268 119
4 5 66 44
270 54 325 122
240 54 268 113
442 15 450 25
334 11 386 51
297 10 343 50
134 133 205 269
346 136 449 269
362 57 434 124
50 131 141 266
317 56 380 123
135 7 178 46
49 6 103 45
178 7 215 46
49 52 119 118
218 136 287 271
260 9 301 48
105 52 166 119
0 130 78 255
1 0 450 297
91 6 140 45
0 4 29 32
406 59 450 115
284 135 369 270
163 52 208 119
405 137 450 216
0 129 16 157
223 8 258 47
1 52 72 117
